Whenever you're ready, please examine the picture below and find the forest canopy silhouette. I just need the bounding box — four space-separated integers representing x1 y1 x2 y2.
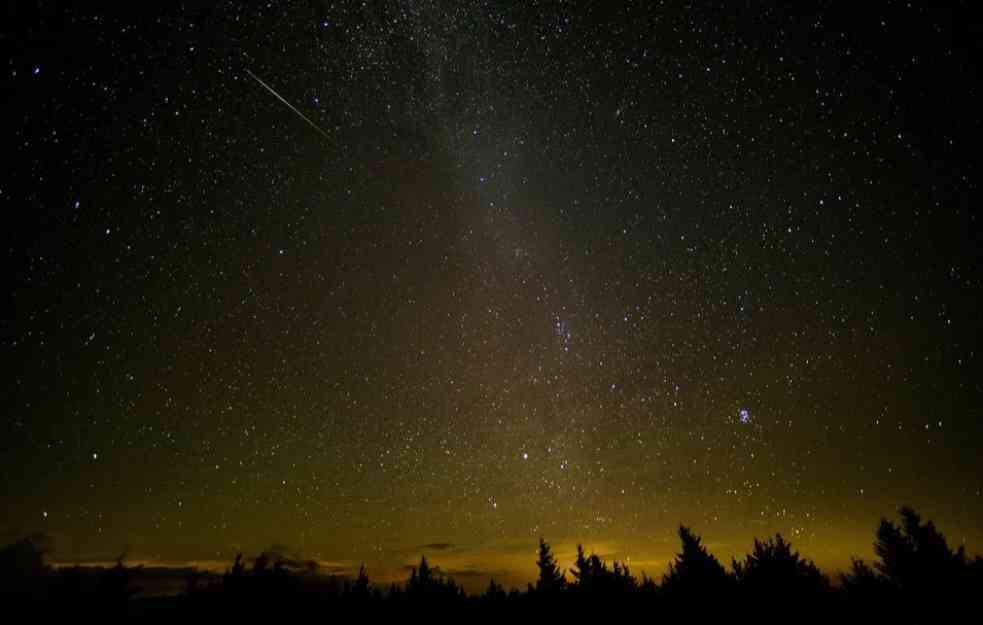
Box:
3 506 980 618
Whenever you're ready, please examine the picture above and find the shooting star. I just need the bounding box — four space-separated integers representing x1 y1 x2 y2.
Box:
245 69 331 140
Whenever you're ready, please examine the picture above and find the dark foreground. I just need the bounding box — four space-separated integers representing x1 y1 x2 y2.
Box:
2 506 980 621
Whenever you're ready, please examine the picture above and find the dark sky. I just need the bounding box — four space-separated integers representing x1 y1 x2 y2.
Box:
2 1 981 590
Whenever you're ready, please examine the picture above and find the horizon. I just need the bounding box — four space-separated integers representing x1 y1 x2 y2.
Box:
36 506 979 594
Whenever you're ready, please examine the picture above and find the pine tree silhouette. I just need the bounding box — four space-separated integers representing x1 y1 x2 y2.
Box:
534 538 566 594
871 505 973 616
483 578 507 603
732 534 829 609
569 545 594 591
406 555 461 602
350 564 371 600
568 544 636 599
661 525 731 603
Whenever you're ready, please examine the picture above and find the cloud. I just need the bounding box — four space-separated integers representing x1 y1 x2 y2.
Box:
315 561 361 576
418 542 455 551
445 566 510 579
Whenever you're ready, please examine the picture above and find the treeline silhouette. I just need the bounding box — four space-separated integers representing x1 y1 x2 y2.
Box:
2 506 981 619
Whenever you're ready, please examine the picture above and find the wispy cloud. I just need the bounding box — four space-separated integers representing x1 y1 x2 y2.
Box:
445 566 511 579
418 542 456 551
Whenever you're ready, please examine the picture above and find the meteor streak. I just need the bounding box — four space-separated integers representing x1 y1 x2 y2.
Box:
245 69 331 140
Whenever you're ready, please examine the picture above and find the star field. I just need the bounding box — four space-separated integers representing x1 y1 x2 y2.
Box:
2 2 981 589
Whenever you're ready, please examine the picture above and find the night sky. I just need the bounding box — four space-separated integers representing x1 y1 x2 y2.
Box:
3 2 981 590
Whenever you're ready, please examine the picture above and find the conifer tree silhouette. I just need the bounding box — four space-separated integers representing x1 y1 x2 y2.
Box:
871 505 974 615
568 544 636 599
661 525 731 602
535 538 566 594
350 564 371 600
483 578 507 603
406 555 460 602
732 533 829 608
